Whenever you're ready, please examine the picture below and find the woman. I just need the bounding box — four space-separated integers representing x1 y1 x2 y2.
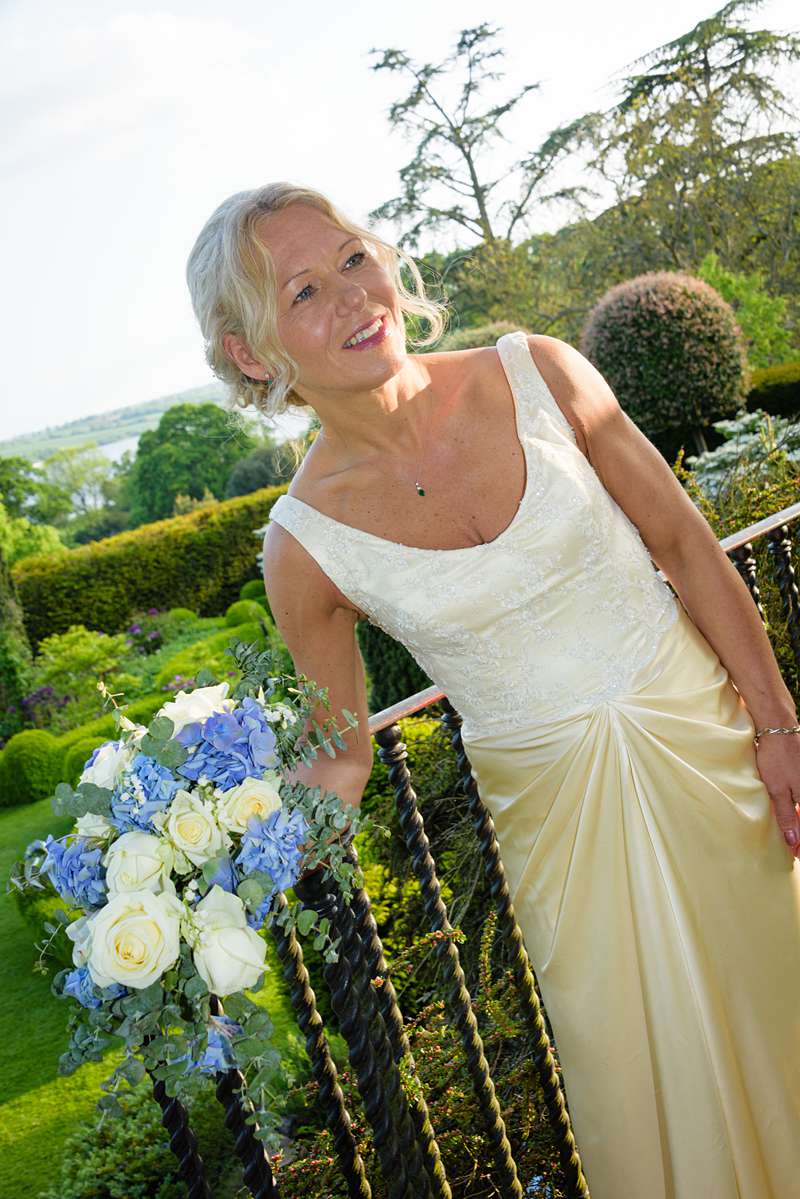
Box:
186 182 800 1198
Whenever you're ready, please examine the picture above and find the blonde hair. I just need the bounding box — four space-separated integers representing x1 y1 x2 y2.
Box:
185 181 451 424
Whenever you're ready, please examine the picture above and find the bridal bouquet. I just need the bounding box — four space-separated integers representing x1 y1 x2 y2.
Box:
10 639 372 1145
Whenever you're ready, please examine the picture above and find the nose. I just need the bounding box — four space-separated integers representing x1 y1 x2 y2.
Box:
334 275 368 314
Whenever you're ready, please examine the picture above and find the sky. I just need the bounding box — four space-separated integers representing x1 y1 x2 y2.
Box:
1 0 798 444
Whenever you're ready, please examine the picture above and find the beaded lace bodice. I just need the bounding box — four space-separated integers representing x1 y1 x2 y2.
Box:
260 330 679 743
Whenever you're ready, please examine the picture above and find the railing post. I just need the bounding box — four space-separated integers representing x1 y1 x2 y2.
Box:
149 1072 212 1199
731 541 768 623
270 890 373 1199
294 868 437 1199
374 723 525 1199
439 698 592 1199
766 524 800 671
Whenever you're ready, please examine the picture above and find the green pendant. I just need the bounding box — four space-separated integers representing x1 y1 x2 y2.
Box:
415 484 426 496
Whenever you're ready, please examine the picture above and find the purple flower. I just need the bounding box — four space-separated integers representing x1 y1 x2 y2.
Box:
43 835 107 908
176 697 279 790
110 753 180 833
235 807 308 915
147 607 159 616
129 623 142 635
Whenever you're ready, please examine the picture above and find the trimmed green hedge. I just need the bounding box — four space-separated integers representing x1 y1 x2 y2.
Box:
225 599 265 626
12 484 285 648
748 359 800 419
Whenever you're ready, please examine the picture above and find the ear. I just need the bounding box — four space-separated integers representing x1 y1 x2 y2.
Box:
223 332 272 382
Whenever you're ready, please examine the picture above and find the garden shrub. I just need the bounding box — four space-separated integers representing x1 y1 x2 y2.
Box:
12 483 286 648
0 543 32 746
747 359 800 421
438 320 531 351
0 728 63 808
580 271 749 444
167 606 199 623
240 578 267 601
55 692 169 755
225 598 265 626
26 624 138 734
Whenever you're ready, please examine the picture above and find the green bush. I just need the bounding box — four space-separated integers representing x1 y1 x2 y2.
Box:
12 483 286 648
438 320 531 351
239 578 266 601
748 359 800 420
0 728 63 808
0 543 32 746
225 598 264 626
55 692 169 756
167 606 199 623
580 271 749 442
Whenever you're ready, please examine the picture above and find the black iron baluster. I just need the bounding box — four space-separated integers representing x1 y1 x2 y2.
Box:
149 1073 212 1199
209 995 279 1199
440 699 592 1199
270 889 373 1199
294 870 435 1199
766 524 800 671
374 723 524 1199
731 542 768 624
345 841 452 1199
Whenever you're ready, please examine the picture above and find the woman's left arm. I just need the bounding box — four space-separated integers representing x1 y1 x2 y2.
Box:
528 334 800 856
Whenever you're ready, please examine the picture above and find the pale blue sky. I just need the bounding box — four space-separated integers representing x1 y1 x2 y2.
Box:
1 0 797 442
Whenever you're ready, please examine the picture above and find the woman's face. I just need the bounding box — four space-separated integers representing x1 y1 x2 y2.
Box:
256 203 407 399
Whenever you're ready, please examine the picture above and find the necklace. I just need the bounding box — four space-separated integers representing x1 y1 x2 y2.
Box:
411 394 433 497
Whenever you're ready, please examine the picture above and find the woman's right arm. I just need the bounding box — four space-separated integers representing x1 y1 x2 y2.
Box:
262 522 374 813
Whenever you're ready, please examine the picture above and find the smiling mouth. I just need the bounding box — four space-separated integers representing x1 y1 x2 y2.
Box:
342 314 388 349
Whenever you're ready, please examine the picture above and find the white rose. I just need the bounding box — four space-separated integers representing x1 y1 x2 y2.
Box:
158 682 234 737
216 773 283 835
66 913 93 966
190 885 267 997
75 811 115 842
103 831 174 895
79 740 136 790
166 790 230 870
86 889 182 990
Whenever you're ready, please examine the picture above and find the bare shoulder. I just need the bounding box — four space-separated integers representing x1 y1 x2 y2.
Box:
522 334 623 459
262 519 368 624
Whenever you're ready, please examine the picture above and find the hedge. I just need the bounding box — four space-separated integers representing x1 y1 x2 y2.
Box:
12 483 287 648
0 729 63 808
747 359 800 420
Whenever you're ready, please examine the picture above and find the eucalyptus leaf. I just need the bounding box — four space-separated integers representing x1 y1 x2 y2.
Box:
156 739 188 770
195 668 217 686
148 715 175 742
296 907 317 936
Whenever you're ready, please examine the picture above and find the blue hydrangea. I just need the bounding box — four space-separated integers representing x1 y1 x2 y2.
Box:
184 1015 243 1075
176 697 279 790
62 966 126 1009
109 752 180 832
235 808 308 904
201 854 238 896
43 834 107 908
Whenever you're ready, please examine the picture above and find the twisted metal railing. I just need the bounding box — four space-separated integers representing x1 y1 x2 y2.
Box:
150 499 800 1198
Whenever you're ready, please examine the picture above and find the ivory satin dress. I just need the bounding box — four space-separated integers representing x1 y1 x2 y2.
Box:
265 330 800 1198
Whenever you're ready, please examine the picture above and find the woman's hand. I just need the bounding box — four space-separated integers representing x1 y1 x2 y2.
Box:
754 735 800 858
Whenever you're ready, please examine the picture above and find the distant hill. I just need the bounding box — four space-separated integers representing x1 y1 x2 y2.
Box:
0 382 230 462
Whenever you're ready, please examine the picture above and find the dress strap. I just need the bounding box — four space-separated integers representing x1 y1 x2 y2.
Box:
495 330 577 442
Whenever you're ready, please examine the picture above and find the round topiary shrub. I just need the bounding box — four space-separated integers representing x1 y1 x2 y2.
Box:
225 599 265 627
0 728 63 807
579 271 750 445
167 606 198 623
239 578 266 601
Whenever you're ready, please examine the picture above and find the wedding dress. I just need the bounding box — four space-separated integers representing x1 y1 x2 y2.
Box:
264 329 800 1198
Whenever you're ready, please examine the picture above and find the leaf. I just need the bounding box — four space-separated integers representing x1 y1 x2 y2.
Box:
184 974 208 1002
148 715 175 741
121 1057 146 1085
340 708 359 728
296 907 317 936
237 878 267 908
195 668 217 686
156 739 188 770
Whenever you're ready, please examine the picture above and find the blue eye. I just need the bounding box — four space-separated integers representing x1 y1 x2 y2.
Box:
292 249 367 305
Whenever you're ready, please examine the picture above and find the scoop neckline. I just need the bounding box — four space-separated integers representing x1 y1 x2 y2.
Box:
273 332 533 556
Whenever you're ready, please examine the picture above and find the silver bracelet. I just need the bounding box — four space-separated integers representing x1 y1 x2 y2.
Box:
753 723 800 748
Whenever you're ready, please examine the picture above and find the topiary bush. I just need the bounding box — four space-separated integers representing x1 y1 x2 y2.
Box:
580 271 749 450
0 728 63 808
225 598 265 626
239 578 266 601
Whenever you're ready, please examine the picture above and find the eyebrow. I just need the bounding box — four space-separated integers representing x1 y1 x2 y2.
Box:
281 237 361 291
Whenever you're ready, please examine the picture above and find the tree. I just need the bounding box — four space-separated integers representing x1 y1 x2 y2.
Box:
225 441 297 498
0 455 40 518
367 23 595 251
696 252 795 367
0 543 32 745
129 403 255 525
0 498 65 567
32 445 114 526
